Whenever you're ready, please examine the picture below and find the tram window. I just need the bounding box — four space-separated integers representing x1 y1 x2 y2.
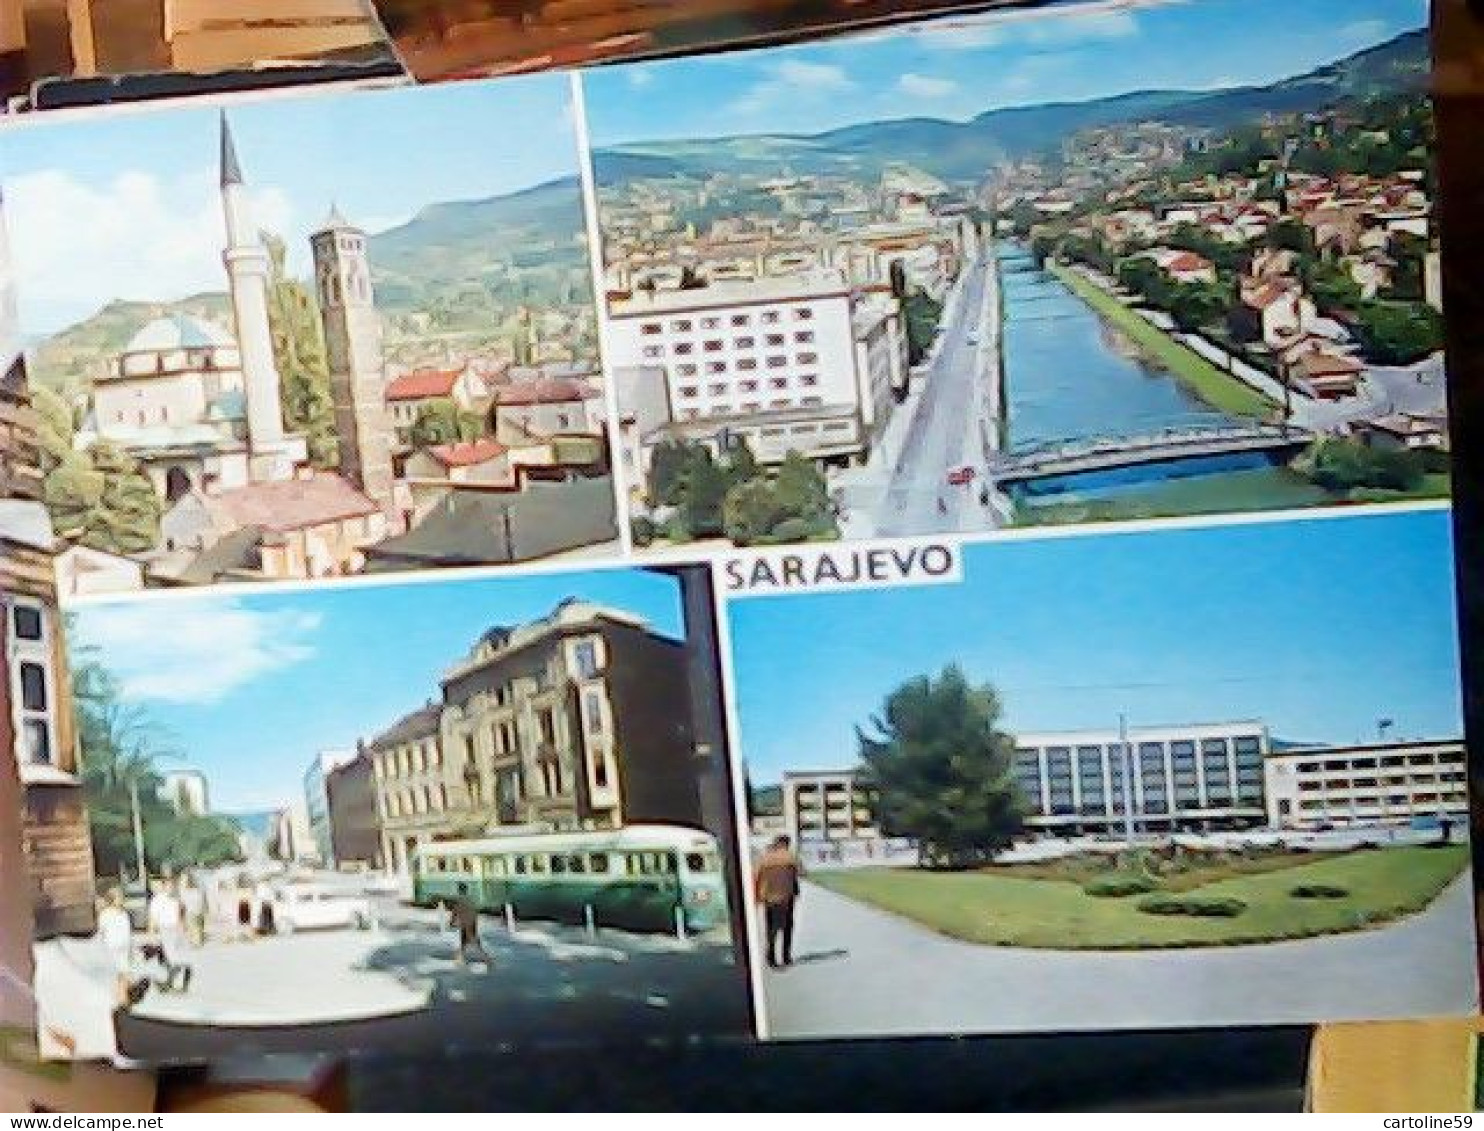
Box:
685 852 706 873
569 854 586 874
551 855 567 874
663 854 678 874
532 855 548 875
514 856 528 875
590 854 609 874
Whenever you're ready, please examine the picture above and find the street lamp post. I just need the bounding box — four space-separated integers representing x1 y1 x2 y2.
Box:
129 779 147 886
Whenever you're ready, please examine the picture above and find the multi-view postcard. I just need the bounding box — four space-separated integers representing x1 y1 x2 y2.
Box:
0 0 1475 1074
0 74 618 592
24 564 749 1061
586 0 1446 549
730 509 1476 1037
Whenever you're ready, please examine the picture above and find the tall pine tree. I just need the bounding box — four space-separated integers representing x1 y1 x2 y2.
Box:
857 664 1025 868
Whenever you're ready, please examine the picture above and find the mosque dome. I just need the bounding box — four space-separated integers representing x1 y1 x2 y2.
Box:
114 313 241 380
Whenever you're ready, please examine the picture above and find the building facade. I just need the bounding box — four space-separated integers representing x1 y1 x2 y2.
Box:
303 749 354 865
160 769 209 815
607 272 881 465
1264 738 1468 829
325 746 381 868
372 601 703 874
1012 722 1269 835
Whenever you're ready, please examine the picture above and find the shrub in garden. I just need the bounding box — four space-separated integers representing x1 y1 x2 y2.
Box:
1084 875 1158 898
1290 884 1349 899
1137 894 1247 918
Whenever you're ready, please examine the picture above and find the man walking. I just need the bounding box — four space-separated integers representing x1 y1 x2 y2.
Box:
146 878 192 993
448 883 492 969
753 836 802 968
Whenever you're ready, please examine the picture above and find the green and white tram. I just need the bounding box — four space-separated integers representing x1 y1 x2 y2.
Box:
411 824 729 934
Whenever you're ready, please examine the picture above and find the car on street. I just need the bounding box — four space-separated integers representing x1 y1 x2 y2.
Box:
271 884 376 933
946 465 976 486
966 332 981 345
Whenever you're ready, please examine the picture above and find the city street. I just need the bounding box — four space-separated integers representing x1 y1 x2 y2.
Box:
875 250 1003 537
38 882 750 1061
761 877 1477 1040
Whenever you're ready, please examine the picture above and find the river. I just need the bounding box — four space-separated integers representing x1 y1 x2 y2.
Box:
997 246 1330 522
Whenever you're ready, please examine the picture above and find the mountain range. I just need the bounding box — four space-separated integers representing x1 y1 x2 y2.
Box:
593 28 1429 183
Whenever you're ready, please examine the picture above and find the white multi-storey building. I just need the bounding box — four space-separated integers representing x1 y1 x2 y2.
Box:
1012 722 1269 835
1264 738 1468 829
607 271 906 466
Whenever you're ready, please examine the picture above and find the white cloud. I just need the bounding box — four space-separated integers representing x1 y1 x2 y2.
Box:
7 166 295 336
731 58 855 115
78 600 321 705
1338 18 1388 45
626 68 654 89
918 1 1142 51
898 73 958 99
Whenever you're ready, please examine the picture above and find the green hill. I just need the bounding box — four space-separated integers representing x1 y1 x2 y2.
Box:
594 29 1429 184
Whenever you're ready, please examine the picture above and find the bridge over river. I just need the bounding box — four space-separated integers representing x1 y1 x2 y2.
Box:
990 423 1315 489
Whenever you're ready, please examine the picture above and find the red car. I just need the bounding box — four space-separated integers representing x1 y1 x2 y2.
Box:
946 466 976 486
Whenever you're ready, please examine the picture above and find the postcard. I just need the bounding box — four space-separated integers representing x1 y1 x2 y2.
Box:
727 508 1476 1037
20 562 749 1062
0 73 620 592
584 0 1447 551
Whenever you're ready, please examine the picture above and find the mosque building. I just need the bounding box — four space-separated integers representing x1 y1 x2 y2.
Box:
86 113 406 582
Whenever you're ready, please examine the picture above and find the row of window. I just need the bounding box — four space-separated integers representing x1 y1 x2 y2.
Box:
674 396 827 420
670 354 822 377
643 331 817 358
638 308 815 336
1298 772 1467 791
1290 752 1460 773
678 375 820 398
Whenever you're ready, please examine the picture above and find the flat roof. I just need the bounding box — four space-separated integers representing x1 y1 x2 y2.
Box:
610 271 851 316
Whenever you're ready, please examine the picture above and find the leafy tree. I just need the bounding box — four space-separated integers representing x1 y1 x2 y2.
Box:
1266 219 1315 256
902 289 944 367
1387 232 1428 302
646 438 694 508
71 638 241 879
409 399 484 447
43 439 161 556
1353 301 1444 365
681 452 730 538
1305 437 1425 494
1168 282 1231 333
721 477 780 546
857 665 1025 869
264 233 338 468
1304 260 1363 312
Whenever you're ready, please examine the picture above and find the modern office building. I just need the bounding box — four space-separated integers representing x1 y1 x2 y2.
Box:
1264 738 1468 829
607 271 906 465
781 770 914 867
1012 721 1269 834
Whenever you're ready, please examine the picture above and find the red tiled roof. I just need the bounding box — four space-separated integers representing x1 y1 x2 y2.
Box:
1166 251 1211 273
386 368 463 401
1243 281 1296 310
427 439 508 468
202 473 379 533
493 377 600 407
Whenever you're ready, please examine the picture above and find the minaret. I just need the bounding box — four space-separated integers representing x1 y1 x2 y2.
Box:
220 113 302 481
310 205 399 527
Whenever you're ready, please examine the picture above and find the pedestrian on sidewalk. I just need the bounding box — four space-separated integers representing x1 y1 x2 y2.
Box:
448 883 492 969
180 874 206 946
98 887 145 1009
146 879 192 993
753 835 802 969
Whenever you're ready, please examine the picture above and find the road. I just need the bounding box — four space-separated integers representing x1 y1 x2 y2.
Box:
38 883 750 1061
872 249 1002 537
761 877 1478 1040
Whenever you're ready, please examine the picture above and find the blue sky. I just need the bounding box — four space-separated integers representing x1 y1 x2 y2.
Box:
70 567 683 812
587 0 1428 146
0 73 581 336
729 510 1463 785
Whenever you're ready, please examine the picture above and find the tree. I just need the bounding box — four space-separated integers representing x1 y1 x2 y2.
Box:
1388 232 1428 302
646 438 694 508
71 638 241 878
1168 282 1230 333
902 289 943 367
264 233 338 468
721 477 780 546
1305 437 1425 494
409 399 483 447
856 665 1025 868
1266 219 1315 256
43 441 161 556
681 452 730 538
1353 301 1444 365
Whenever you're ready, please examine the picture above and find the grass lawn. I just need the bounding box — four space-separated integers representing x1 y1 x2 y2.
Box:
1048 260 1278 419
812 845 1469 950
